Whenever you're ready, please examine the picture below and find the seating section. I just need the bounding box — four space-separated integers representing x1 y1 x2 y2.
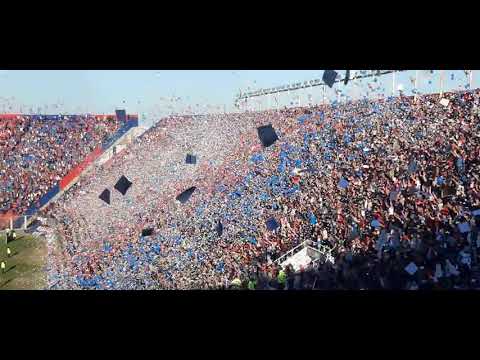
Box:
41 90 480 290
0 115 120 218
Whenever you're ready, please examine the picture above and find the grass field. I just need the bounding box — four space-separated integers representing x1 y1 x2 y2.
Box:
0 231 47 290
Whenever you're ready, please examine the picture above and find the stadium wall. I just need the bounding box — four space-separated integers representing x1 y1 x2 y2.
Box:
59 146 103 191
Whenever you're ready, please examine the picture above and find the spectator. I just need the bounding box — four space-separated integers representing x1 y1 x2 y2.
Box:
0 115 120 216
27 88 480 290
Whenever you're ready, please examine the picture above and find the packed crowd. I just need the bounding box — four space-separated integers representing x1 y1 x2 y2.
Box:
40 89 480 290
0 115 120 216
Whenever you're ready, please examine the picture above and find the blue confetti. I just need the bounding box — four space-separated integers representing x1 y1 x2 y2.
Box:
338 178 349 189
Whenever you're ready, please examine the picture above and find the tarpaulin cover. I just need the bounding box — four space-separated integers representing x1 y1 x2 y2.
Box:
99 189 111 205
323 70 338 88
186 154 197 164
142 228 154 237
176 187 197 204
114 176 133 196
257 124 279 147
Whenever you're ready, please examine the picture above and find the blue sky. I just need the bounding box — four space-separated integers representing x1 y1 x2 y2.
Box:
0 70 475 128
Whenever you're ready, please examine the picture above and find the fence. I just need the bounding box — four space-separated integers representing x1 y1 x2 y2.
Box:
274 240 309 265
274 240 337 265
274 240 335 268
0 211 15 230
0 215 37 231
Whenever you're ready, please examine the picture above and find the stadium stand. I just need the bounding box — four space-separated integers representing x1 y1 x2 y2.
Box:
0 114 140 229
35 88 480 290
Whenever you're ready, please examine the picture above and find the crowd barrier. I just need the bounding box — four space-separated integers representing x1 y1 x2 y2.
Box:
0 210 16 230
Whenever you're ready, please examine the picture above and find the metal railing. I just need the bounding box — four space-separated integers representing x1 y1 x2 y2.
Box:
0 214 38 231
236 70 398 100
275 240 336 267
274 240 309 265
